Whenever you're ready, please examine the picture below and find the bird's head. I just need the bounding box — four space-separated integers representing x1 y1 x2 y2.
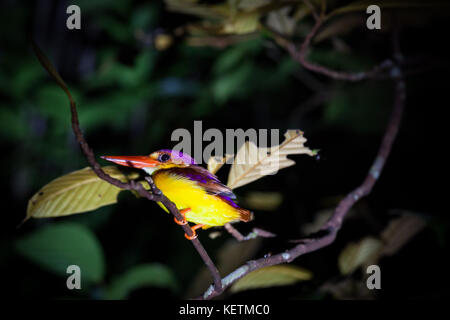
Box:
101 149 196 175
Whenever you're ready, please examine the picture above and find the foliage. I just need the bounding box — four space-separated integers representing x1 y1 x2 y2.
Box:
26 166 138 220
231 265 312 293
15 223 105 285
1 0 447 300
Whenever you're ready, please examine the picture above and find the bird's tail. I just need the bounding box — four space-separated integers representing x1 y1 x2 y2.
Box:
237 208 254 222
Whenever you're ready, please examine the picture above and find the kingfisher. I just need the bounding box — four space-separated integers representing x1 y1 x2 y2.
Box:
101 149 253 239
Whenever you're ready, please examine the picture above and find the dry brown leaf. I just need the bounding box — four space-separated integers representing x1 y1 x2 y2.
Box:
207 154 233 175
227 129 316 189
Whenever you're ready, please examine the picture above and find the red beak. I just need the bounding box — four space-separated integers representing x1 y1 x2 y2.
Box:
100 155 159 168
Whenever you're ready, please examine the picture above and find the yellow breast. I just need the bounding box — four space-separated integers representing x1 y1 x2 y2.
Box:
152 171 241 227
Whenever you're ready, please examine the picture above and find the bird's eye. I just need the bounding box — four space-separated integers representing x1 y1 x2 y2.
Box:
158 153 171 162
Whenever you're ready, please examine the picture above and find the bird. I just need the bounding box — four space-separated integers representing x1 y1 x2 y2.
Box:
101 149 253 239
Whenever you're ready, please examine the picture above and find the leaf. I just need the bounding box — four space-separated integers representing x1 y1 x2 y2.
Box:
231 265 312 293
15 223 105 283
300 209 334 235
227 130 316 189
0 107 28 141
379 213 426 257
207 154 233 174
106 264 178 299
338 237 383 275
223 12 261 34
266 7 297 36
212 62 254 104
241 191 283 211
26 166 137 221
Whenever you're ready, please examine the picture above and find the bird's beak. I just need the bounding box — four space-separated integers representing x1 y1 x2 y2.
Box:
100 155 160 168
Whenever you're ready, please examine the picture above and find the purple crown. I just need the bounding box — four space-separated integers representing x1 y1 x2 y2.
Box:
158 149 197 165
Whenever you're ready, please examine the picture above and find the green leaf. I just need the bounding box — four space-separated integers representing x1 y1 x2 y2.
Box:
213 38 262 74
231 265 312 293
36 84 73 123
106 264 178 299
90 51 156 88
11 61 45 98
241 191 283 211
15 223 105 283
26 166 137 221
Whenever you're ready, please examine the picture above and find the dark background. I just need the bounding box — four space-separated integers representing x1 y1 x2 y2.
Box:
0 0 448 299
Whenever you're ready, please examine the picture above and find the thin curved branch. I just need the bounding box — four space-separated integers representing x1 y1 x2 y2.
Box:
224 223 276 241
268 13 394 81
201 66 406 299
31 40 223 292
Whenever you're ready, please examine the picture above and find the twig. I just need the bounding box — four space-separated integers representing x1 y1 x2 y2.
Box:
268 14 394 81
31 40 223 292
201 64 406 300
302 0 320 22
224 223 277 241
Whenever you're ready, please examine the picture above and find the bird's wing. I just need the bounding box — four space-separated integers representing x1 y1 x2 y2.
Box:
164 166 236 199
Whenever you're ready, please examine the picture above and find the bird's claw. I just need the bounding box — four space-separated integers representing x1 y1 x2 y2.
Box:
174 216 187 225
184 231 198 240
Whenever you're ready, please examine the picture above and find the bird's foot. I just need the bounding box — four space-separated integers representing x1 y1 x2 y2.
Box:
174 208 191 225
185 224 205 240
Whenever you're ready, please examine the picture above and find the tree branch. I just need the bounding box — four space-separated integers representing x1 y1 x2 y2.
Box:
31 40 223 292
224 223 276 241
268 13 394 81
201 66 406 300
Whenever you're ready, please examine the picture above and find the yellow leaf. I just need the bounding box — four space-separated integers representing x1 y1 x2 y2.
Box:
26 166 136 220
227 129 316 189
231 265 312 293
223 12 260 34
241 191 283 211
338 237 383 275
